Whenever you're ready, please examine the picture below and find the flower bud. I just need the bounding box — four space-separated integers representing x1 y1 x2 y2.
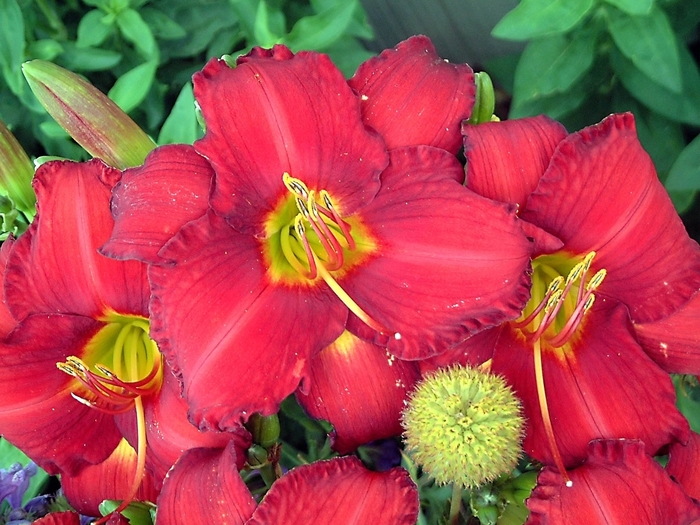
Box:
0 120 35 216
245 413 280 449
401 365 524 488
22 60 155 169
467 72 497 125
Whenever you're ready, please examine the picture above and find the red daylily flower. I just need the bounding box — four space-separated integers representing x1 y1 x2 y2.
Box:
106 37 532 432
526 440 700 525
460 113 698 471
157 445 418 525
0 159 246 522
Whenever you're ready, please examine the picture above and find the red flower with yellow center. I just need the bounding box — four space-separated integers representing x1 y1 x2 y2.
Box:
0 159 241 521
105 37 533 431
460 113 700 472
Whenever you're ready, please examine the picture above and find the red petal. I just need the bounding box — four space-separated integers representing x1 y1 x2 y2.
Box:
296 331 420 454
247 456 419 525
418 325 503 375
4 159 149 321
492 305 689 467
527 440 700 525
522 113 700 323
0 238 16 338
102 145 213 264
668 431 700 501
0 313 121 475
61 439 159 517
463 116 567 208
150 212 347 430
350 35 475 154
33 512 81 525
193 50 388 235
634 290 700 374
343 146 532 360
137 371 247 485
155 441 255 525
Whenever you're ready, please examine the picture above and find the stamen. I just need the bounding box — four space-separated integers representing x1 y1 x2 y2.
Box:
533 338 571 485
282 172 309 199
94 396 148 525
320 190 355 250
280 224 311 276
294 217 318 280
513 276 563 330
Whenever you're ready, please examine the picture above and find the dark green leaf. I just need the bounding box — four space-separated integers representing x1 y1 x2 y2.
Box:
108 60 157 113
77 9 114 48
160 3 236 59
602 0 653 15
611 45 700 125
513 29 596 103
116 8 157 59
57 43 123 71
492 0 594 41
322 35 375 78
158 82 200 145
669 189 696 214
0 0 26 95
606 6 681 93
665 135 700 192
140 7 187 40
283 0 357 51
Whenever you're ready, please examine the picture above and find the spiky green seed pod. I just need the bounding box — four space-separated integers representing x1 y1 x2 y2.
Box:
401 365 524 488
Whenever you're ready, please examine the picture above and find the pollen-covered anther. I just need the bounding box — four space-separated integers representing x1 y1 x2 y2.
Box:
522 251 607 348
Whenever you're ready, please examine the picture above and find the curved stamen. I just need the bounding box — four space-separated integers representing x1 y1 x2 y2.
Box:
294 217 318 280
320 190 355 250
513 276 564 330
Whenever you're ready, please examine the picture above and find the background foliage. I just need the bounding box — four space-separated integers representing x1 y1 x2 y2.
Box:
488 0 700 214
0 0 374 160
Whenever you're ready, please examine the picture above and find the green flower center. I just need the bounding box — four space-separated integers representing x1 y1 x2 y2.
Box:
57 312 162 414
515 251 606 350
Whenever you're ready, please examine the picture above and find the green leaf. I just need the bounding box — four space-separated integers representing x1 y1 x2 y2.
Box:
77 9 114 48
603 0 653 15
669 189 696 214
282 0 357 51
140 7 187 40
322 35 375 77
513 29 596 104
611 45 700 126
665 134 700 192
492 0 595 41
57 43 123 71
157 82 200 145
0 0 26 95
26 39 64 61
108 60 157 113
116 8 157 59
606 6 681 93
252 1 281 47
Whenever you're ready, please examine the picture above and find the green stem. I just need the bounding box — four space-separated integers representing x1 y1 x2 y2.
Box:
449 483 463 525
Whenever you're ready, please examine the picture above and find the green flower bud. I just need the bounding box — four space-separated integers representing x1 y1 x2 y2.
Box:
467 72 497 125
22 60 155 169
0 120 35 216
246 413 281 449
401 365 524 488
